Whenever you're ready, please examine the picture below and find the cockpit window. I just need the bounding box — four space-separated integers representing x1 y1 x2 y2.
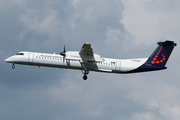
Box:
16 53 24 55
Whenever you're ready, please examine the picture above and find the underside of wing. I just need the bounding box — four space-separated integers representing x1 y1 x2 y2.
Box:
79 43 93 56
78 43 104 62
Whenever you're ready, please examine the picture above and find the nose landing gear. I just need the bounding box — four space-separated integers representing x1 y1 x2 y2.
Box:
12 64 15 69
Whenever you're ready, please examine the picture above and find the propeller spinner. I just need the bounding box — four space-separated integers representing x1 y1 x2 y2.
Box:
60 45 66 62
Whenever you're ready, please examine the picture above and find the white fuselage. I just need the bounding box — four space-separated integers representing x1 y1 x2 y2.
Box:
5 51 148 73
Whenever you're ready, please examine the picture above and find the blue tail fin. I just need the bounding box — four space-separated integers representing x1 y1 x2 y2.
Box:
145 40 177 67
131 40 177 73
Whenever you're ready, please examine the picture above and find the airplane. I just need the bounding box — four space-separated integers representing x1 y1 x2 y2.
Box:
5 40 177 80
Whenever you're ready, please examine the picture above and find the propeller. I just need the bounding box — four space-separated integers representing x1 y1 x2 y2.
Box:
60 45 66 63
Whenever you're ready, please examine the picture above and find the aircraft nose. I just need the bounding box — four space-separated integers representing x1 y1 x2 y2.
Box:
5 57 13 63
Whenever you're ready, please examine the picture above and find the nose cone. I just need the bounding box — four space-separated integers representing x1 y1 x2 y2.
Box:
5 57 13 63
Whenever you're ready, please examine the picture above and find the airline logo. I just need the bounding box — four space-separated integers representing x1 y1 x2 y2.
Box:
151 46 166 64
111 62 115 64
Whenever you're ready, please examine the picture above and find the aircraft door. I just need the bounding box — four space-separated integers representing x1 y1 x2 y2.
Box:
28 53 34 63
116 61 121 71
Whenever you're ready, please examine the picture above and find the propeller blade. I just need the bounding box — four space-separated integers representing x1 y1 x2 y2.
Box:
60 44 66 56
63 56 65 63
63 44 65 53
60 44 66 63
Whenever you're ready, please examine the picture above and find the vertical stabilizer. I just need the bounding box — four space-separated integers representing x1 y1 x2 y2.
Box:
132 40 177 73
145 40 177 67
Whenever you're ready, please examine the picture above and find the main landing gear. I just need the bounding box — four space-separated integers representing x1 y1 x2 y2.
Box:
82 70 89 80
81 63 89 80
12 64 15 69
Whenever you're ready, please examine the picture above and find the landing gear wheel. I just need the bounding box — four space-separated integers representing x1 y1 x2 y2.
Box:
12 64 15 69
83 75 87 80
81 69 89 80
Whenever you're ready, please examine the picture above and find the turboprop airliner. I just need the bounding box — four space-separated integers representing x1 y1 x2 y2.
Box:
5 40 177 80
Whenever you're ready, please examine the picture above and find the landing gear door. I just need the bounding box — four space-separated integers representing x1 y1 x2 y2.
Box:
28 53 34 63
116 61 121 71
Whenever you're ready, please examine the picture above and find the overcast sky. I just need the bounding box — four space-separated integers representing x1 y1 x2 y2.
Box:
0 0 180 120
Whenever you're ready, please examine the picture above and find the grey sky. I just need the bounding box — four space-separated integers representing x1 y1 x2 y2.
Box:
0 0 180 120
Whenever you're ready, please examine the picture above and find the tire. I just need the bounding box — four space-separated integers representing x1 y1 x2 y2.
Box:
83 75 87 80
12 64 15 69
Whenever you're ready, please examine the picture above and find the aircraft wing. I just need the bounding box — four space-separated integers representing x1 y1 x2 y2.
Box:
66 43 104 62
79 43 93 56
79 43 104 62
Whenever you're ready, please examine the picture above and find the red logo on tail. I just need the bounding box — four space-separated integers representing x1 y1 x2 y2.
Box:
151 46 165 64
